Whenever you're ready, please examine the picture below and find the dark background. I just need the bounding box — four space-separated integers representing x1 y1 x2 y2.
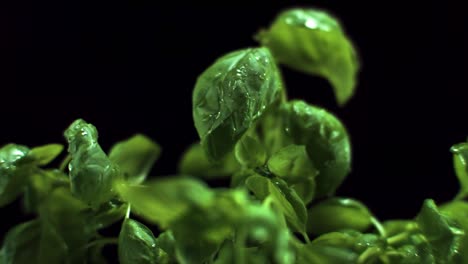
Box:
1 0 467 245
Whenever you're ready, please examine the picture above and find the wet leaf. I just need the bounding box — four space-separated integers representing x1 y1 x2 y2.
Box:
193 47 283 161
118 218 158 264
64 119 120 208
280 100 351 198
0 144 33 207
258 8 359 105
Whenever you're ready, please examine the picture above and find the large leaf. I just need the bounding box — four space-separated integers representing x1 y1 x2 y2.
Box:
193 47 283 160
258 8 359 105
0 144 33 207
109 134 161 184
116 176 214 227
279 100 351 198
64 119 119 208
118 218 158 264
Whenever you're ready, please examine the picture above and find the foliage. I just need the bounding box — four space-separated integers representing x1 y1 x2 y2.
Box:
1 7 467 264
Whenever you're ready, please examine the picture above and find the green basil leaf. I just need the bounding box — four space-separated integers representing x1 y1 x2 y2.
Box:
39 187 95 262
193 47 283 161
64 119 119 208
118 218 158 264
234 135 267 168
258 8 359 105
155 231 177 264
267 144 318 183
29 144 64 166
116 176 214 227
23 169 68 213
245 174 307 234
0 220 41 264
280 100 351 198
307 197 373 235
416 199 464 263
178 142 239 179
295 243 359 264
291 177 316 205
440 200 468 263
88 199 128 230
170 207 233 264
37 218 68 263
109 134 161 184
0 144 33 207
382 220 417 238
451 142 468 199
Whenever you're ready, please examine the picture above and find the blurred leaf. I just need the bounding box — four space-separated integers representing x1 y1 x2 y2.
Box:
116 176 214 227
29 144 64 166
109 134 161 184
307 197 373 235
178 142 239 179
235 135 267 168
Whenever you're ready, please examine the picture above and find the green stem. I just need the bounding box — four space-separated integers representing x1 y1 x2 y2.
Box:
370 217 387 238
59 154 71 172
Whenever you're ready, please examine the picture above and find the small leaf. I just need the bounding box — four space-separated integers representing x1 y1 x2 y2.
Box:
235 135 267 168
116 176 214 227
280 100 351 198
0 144 33 207
416 199 464 263
118 218 158 264
307 197 373 235
64 119 119 208
451 142 468 199
246 174 307 234
29 144 64 166
109 134 161 184
193 47 283 160
178 142 239 179
258 8 359 105
267 144 318 183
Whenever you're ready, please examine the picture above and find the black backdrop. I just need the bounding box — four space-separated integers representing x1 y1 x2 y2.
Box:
1 0 467 251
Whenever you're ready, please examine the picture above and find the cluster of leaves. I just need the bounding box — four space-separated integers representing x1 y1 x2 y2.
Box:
1 7 467 264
